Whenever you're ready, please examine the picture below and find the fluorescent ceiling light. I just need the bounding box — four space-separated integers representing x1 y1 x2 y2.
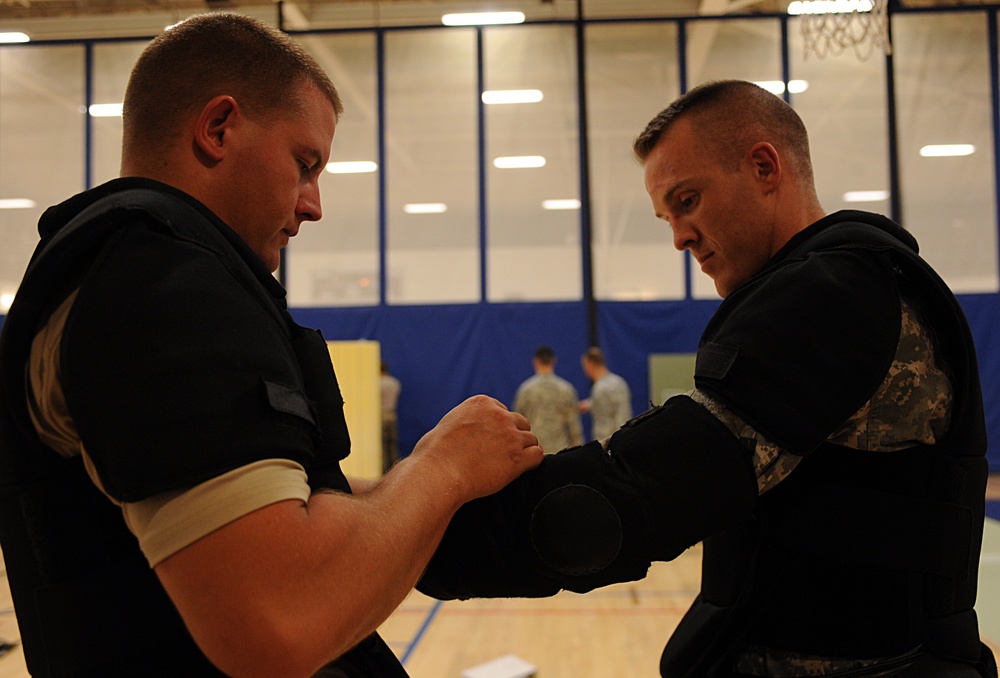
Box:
404 203 447 214
326 161 378 174
542 199 581 210
442 11 525 26
787 0 872 13
920 144 975 157
0 32 29 43
1 293 14 313
494 156 546 169
0 198 35 209
754 80 809 95
843 190 889 202
88 103 123 117
482 89 544 105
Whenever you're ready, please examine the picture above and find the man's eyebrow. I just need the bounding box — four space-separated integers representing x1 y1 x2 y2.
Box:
652 178 699 220
661 180 686 208
308 150 325 169
299 146 324 169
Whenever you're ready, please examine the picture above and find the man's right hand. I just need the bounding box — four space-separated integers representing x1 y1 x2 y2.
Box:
411 394 544 504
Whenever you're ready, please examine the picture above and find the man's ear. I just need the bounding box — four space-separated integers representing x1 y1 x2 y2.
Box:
748 142 781 194
193 95 240 163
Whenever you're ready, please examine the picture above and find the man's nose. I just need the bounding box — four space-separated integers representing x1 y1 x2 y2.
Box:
671 220 696 251
298 183 323 222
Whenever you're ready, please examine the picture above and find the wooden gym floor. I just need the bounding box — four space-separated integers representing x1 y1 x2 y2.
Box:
0 475 997 677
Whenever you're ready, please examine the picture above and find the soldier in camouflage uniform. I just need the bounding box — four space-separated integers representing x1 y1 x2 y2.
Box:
419 80 995 677
580 346 633 442
513 345 584 455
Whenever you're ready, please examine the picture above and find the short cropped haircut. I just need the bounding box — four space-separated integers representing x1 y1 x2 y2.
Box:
122 12 343 158
583 347 606 367
633 80 814 183
534 345 556 365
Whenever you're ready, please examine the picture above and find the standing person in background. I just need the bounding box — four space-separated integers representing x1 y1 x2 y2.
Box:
514 345 584 455
380 360 402 473
578 346 633 442
0 13 542 678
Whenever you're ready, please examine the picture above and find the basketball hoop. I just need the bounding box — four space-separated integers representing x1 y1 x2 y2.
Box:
790 0 892 61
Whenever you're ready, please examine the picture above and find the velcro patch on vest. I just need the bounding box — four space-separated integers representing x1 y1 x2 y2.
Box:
696 342 739 381
264 380 316 425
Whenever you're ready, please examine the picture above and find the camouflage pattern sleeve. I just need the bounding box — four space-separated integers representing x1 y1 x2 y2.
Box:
826 298 952 452
733 642 924 675
690 297 954 497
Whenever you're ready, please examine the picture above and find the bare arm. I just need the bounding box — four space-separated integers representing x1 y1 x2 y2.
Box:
155 395 542 678
347 475 378 495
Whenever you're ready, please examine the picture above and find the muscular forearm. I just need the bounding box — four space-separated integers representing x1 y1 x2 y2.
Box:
315 453 471 644
156 454 465 677
156 395 542 678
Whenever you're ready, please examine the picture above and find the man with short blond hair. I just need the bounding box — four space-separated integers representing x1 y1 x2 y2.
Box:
0 14 541 677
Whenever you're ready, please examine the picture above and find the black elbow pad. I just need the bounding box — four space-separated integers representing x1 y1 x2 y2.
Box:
418 396 757 600
530 483 623 576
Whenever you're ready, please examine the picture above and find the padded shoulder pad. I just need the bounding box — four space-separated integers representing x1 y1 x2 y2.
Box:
62 224 317 501
697 248 900 453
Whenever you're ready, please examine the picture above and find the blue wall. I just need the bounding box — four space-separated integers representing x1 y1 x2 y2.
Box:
1 292 995 467
2 293 995 468
291 294 1000 471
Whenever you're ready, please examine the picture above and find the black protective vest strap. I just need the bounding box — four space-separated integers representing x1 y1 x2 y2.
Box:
660 214 992 677
0 187 403 677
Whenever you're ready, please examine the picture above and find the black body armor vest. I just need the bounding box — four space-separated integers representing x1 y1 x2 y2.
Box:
0 182 406 677
660 212 993 676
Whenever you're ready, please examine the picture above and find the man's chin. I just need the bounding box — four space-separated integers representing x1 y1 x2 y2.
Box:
264 252 281 273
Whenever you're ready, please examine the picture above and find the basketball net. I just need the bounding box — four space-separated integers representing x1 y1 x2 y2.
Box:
793 0 892 61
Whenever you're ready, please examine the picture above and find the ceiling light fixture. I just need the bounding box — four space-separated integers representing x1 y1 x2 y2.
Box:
442 12 525 26
494 156 546 169
843 190 889 202
404 203 448 214
787 0 872 14
326 161 378 174
0 32 29 43
542 199 581 210
0 198 35 209
88 103 123 117
920 144 975 157
1 293 14 313
482 89 544 105
754 80 809 94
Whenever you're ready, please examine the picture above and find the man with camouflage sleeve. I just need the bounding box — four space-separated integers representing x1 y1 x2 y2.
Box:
418 80 996 677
